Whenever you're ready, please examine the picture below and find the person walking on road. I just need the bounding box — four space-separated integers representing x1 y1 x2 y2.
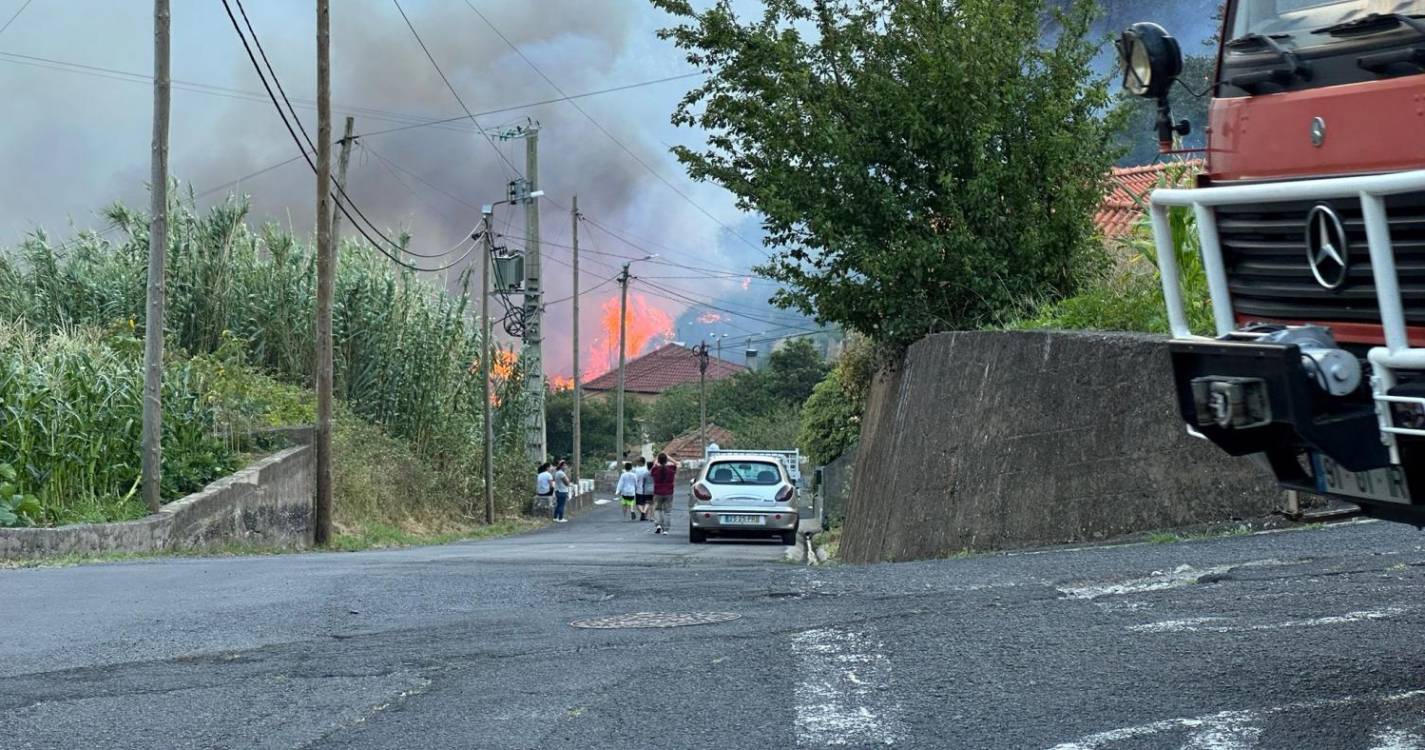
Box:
634 456 654 523
553 460 572 523
616 462 638 521
650 452 678 535
535 462 555 516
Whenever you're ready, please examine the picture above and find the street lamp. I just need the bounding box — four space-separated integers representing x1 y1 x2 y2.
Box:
614 253 659 464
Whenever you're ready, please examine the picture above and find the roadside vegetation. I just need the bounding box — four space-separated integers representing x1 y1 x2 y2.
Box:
642 338 829 451
0 195 533 542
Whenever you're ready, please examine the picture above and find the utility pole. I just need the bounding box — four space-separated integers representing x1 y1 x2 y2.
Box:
615 262 630 464
313 0 334 546
696 341 709 457
480 208 495 525
521 124 545 464
570 195 581 482
140 0 171 514
331 115 355 244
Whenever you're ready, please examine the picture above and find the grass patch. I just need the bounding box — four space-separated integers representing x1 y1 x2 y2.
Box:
815 524 843 562
329 518 544 552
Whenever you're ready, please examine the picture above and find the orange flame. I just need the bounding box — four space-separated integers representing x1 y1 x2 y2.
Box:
587 293 674 377
548 375 574 392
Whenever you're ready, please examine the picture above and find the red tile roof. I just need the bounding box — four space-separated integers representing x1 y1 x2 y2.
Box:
1095 161 1203 239
662 423 736 462
582 343 748 395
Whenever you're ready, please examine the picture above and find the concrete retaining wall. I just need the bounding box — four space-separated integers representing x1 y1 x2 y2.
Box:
840 330 1282 564
0 446 315 560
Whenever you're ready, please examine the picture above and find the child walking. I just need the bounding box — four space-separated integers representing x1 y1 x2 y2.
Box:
615 462 638 521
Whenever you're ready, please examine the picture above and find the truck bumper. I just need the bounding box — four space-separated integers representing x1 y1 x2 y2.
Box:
1169 338 1425 512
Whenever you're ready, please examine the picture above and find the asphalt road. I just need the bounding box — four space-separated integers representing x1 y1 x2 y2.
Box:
5 501 1425 749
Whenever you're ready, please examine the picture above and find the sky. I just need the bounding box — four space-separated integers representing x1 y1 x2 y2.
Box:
0 0 1220 376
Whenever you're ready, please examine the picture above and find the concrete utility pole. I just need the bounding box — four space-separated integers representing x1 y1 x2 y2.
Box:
331 115 355 244
521 124 545 464
480 208 495 525
570 195 581 482
140 0 171 514
615 262 630 464
696 342 709 458
313 0 334 546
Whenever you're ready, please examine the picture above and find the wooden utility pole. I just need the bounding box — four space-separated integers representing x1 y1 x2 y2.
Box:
480 209 495 525
140 0 171 514
615 262 630 463
570 195 581 482
331 115 355 244
314 0 334 546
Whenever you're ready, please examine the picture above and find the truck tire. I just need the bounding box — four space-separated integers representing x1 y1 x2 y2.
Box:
690 526 707 544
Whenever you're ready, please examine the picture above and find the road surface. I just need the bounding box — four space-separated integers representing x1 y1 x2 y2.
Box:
4 500 1425 748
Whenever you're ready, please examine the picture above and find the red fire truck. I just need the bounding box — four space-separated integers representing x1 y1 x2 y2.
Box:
1119 1 1425 521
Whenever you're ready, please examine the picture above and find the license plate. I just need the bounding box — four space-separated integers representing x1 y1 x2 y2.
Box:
720 514 766 526
1313 454 1412 505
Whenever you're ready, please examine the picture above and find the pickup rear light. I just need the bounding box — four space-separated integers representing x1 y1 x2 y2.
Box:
693 482 712 501
775 484 794 503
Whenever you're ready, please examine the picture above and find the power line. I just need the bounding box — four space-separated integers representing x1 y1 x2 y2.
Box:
0 0 33 37
355 72 707 139
193 151 309 200
220 0 463 272
0 50 480 134
461 1 770 260
636 279 820 332
391 0 522 178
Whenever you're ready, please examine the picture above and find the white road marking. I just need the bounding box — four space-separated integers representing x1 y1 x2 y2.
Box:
1129 607 1409 634
792 627 904 747
1048 690 1425 750
1057 560 1284 601
1371 727 1425 750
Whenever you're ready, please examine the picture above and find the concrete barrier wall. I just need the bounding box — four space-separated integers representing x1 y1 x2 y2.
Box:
839 330 1282 564
0 446 314 560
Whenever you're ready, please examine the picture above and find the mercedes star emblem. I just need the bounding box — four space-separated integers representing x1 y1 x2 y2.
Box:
1311 116 1326 147
1305 204 1349 290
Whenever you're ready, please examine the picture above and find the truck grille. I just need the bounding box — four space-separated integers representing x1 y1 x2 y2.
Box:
1217 192 1425 325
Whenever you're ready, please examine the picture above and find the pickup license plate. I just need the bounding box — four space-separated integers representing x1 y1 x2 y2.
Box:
1313 454 1412 505
720 514 766 526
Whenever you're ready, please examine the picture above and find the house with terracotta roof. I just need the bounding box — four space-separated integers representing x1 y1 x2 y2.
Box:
581 343 748 403
1095 160 1203 239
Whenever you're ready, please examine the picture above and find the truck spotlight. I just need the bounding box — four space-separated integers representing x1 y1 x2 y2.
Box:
1118 22 1183 100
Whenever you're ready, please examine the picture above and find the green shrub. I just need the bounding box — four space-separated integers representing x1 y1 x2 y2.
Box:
1011 205 1214 336
0 325 236 525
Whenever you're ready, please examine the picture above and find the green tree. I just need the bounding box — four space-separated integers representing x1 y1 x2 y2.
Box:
765 338 829 404
798 369 862 466
545 389 645 472
654 0 1119 346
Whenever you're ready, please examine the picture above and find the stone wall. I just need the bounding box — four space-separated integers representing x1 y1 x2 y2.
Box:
0 446 314 560
839 330 1282 564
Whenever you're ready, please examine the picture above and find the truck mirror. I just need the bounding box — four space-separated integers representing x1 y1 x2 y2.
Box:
1118 22 1183 100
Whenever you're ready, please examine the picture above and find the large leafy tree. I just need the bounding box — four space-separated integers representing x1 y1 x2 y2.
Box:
654 0 1119 346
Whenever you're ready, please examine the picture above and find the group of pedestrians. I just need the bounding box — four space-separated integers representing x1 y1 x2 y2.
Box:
534 460 574 522
616 453 678 535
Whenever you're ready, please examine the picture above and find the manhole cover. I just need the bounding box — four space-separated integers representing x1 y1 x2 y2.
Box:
570 612 741 629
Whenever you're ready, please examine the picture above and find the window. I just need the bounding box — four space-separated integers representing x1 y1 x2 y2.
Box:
706 461 783 485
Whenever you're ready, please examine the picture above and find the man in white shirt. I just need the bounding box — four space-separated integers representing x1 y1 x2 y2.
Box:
534 462 554 515
615 462 638 521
